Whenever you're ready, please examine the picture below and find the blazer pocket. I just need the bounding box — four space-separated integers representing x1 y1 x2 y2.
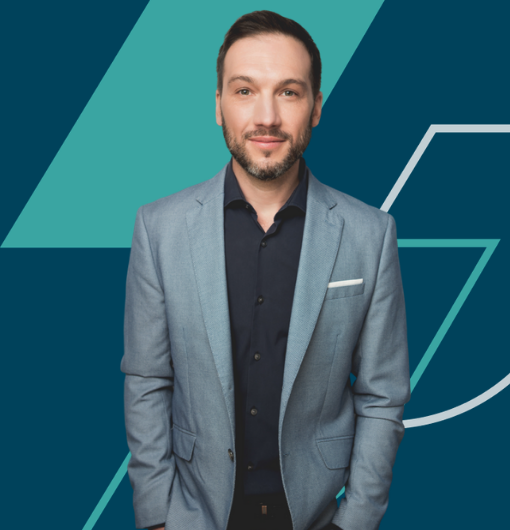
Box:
172 423 197 462
325 279 364 300
316 435 354 469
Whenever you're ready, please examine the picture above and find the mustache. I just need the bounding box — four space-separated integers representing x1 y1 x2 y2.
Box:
243 128 292 141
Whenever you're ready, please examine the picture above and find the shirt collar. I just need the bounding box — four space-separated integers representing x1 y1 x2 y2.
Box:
224 157 308 214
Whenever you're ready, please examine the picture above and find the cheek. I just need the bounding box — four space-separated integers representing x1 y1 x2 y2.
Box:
223 107 250 135
280 105 312 133
285 119 310 142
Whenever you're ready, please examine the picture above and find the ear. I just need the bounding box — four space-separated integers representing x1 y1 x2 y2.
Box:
215 89 223 126
311 90 323 128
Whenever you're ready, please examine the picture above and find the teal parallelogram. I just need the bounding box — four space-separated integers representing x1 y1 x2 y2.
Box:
2 0 385 249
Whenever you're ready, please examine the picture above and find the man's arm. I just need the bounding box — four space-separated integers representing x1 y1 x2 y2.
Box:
121 205 175 530
332 214 411 530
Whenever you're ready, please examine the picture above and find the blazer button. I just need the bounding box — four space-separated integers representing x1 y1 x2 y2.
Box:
228 449 234 462
250 407 258 416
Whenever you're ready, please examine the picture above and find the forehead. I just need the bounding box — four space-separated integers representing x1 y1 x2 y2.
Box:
223 33 312 86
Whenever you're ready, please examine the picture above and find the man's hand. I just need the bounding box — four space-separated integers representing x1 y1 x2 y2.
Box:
147 525 164 530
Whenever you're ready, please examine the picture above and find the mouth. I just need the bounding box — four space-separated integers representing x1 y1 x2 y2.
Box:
248 136 286 150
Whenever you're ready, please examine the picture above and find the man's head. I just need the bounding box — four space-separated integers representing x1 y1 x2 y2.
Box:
215 11 323 181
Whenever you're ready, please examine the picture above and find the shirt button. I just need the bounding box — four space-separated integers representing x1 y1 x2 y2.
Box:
228 449 234 462
254 352 261 361
245 203 250 209
250 407 258 416
247 463 255 471
257 296 264 304
261 240 267 247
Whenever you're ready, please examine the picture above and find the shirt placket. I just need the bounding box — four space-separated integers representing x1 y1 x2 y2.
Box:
244 203 282 477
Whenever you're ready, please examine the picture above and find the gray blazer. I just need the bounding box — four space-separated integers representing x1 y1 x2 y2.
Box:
121 163 411 530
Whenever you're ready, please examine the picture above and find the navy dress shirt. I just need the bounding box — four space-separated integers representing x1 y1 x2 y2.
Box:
224 157 308 496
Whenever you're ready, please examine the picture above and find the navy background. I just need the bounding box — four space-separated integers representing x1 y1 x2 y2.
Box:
1 1 509 528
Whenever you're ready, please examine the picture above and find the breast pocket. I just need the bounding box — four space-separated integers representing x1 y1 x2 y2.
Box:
325 279 365 301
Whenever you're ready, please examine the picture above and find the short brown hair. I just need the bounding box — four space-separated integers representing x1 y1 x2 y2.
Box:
217 10 322 98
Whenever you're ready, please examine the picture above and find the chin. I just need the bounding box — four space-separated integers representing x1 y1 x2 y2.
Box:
250 148 287 164
251 158 283 172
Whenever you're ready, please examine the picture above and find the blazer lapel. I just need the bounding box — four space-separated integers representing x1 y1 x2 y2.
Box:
185 164 344 445
185 165 236 438
278 169 344 437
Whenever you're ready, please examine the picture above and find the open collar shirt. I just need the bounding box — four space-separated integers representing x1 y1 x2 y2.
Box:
223 156 308 496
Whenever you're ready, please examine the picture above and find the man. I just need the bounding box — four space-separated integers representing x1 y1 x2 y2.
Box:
121 10 410 530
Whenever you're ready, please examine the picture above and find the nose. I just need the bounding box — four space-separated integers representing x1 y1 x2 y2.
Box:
252 92 282 130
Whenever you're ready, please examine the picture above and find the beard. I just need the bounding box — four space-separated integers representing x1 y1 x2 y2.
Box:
221 109 314 182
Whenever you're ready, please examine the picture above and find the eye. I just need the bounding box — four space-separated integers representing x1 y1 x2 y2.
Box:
283 90 296 97
238 89 251 96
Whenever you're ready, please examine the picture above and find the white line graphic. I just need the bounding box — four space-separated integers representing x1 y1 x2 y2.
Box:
380 124 510 213
404 373 510 428
381 124 510 427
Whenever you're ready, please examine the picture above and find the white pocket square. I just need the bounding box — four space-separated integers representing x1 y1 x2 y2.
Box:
327 278 363 288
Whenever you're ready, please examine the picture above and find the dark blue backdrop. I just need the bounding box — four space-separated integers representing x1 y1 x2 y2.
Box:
1 1 508 528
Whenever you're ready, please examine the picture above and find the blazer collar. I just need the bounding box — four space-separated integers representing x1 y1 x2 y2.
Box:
194 159 336 209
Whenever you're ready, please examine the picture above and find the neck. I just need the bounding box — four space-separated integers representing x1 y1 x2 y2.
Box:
231 158 301 213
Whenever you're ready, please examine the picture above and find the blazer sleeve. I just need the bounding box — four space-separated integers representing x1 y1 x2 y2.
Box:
120 205 175 529
332 214 411 530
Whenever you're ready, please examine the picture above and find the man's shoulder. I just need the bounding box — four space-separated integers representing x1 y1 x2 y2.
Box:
318 179 393 231
138 166 225 223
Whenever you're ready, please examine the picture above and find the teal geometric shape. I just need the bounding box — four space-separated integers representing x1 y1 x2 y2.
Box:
82 453 130 530
335 238 500 501
2 0 385 250
398 239 500 391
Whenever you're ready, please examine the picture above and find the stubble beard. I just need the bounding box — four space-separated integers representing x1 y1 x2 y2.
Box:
221 109 314 182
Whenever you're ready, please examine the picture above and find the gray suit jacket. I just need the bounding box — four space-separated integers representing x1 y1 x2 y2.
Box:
120 163 411 530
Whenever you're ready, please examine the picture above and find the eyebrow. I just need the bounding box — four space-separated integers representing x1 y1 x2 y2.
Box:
277 78 308 90
227 76 309 91
227 75 254 85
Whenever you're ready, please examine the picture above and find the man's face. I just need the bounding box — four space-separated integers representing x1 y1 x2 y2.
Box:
216 33 323 181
